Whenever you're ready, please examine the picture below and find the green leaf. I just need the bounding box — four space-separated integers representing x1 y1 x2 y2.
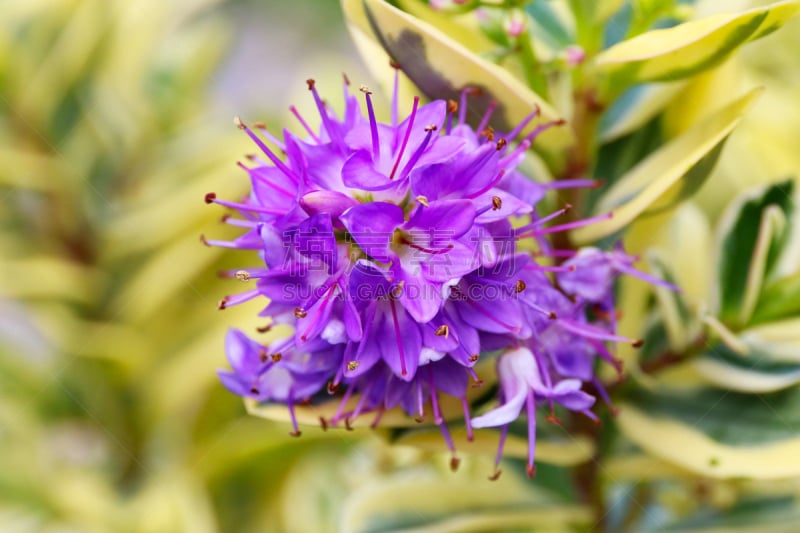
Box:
714 180 795 326
647 251 698 351
617 387 800 479
572 89 760 244
599 81 685 142
341 0 572 151
594 0 800 88
694 342 800 393
654 497 800 532
752 271 800 324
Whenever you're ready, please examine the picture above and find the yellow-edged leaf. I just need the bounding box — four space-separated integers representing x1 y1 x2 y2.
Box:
617 401 800 479
595 0 800 85
572 88 760 244
342 475 591 533
341 0 572 151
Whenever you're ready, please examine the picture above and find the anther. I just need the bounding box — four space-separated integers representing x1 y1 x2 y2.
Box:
515 280 526 293
342 72 350 86
200 235 210 246
548 311 558 320
306 78 315 90
447 99 458 113
481 127 495 141
294 307 307 319
256 324 272 333
468 354 479 363
259 351 268 363
391 283 404 298
289 430 302 437
253 121 266 129
424 124 437 132
204 192 217 204
496 138 507 151
526 464 536 478
347 361 359 372
234 116 245 130
435 325 449 337
327 381 339 394
632 339 644 348
235 270 251 282
217 298 228 310
492 196 503 210
416 195 429 207
389 59 401 69
249 387 259 395
546 413 563 426
359 85 372 94
489 470 503 481
344 418 354 431
450 457 461 472
271 353 282 363
319 417 328 431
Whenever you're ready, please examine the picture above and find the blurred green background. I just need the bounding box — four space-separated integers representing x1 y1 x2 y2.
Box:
2 0 800 532
0 1 382 531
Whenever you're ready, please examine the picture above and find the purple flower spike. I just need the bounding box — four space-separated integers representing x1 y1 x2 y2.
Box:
205 70 668 476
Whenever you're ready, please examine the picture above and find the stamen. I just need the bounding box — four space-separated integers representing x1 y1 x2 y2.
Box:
545 178 601 190
526 391 537 478
360 85 381 160
476 100 497 134
206 194 286 216
435 324 449 337
518 212 613 237
516 280 526 293
592 376 620 416
298 282 338 341
234 117 300 183
520 118 567 146
403 239 453 255
389 298 408 376
389 96 420 180
558 319 640 345
252 121 286 151
505 105 540 144
202 236 260 250
516 205 572 233
221 216 259 228
415 195 429 207
306 79 344 149
289 106 321 143
499 139 530 167
588 338 624 376
217 289 260 310
396 124 437 180
492 424 510 478
235 270 251 282
446 99 458 134
466 169 506 199
390 60 401 126
461 397 474 442
218 268 269 281
288 396 302 437
370 405 385 428
475 196 503 217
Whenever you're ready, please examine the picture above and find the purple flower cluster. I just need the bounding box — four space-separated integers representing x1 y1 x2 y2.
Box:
205 74 666 478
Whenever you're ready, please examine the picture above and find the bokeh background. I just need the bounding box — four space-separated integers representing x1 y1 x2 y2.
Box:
2 0 799 531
